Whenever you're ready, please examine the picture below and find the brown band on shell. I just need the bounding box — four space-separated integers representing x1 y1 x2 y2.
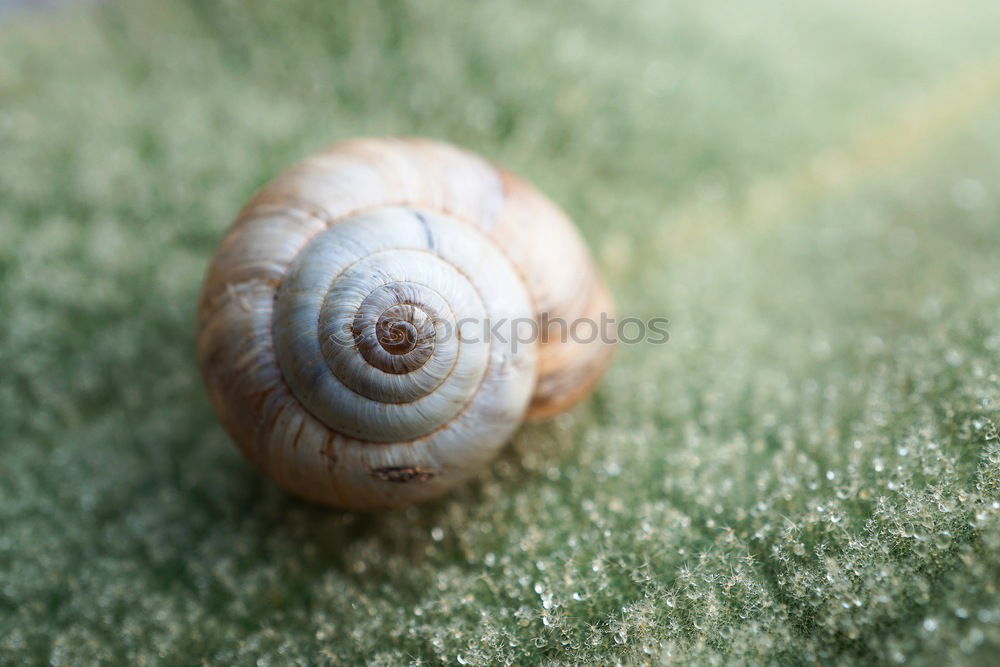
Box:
371 465 436 483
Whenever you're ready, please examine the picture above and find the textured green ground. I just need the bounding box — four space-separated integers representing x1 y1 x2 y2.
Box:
2 1 1000 664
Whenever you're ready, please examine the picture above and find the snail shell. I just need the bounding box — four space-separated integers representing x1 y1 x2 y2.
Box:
197 138 614 509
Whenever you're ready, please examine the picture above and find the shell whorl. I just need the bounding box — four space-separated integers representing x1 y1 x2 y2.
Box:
197 138 614 508
272 206 534 444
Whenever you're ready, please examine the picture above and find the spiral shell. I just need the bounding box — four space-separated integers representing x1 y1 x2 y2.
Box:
197 138 614 509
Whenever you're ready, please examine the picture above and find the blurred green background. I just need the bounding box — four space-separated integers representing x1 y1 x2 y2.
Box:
2 0 999 664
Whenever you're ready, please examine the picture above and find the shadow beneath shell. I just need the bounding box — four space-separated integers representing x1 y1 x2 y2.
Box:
219 418 576 551
122 411 588 615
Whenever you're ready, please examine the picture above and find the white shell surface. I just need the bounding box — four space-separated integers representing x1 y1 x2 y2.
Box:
272 207 526 443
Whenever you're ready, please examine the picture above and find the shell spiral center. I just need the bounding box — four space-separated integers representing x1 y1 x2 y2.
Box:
352 286 437 373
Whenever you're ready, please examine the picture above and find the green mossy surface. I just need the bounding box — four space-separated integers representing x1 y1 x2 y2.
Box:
1 1 999 664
